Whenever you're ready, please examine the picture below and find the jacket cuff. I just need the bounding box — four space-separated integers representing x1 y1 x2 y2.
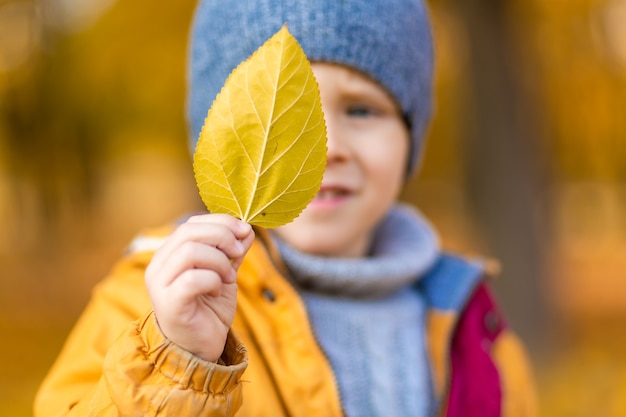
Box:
138 311 248 394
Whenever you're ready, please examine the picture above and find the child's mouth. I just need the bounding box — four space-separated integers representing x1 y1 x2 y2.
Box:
309 186 352 208
314 188 349 200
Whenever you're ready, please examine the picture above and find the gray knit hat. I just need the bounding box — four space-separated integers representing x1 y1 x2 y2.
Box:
188 0 434 174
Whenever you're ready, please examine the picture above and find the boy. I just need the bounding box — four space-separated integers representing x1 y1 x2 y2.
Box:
35 0 537 416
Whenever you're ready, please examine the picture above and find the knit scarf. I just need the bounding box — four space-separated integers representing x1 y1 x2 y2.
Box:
273 203 440 298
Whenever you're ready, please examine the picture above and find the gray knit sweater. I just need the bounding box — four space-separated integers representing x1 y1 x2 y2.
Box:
273 204 440 417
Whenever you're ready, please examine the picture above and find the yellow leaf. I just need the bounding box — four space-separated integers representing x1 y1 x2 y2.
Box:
193 26 327 228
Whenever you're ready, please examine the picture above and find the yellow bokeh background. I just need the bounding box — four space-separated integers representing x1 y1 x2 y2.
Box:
2 0 626 415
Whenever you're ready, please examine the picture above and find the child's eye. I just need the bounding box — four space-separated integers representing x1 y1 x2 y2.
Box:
346 105 376 118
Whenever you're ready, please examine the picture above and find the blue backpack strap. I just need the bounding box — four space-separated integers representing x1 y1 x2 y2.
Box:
418 253 486 313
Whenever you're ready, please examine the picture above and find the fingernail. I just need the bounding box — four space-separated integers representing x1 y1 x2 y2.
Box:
238 221 251 233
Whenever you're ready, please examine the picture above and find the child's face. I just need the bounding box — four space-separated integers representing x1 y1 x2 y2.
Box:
274 63 410 258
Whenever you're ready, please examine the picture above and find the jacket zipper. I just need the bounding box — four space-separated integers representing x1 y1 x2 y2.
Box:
278 272 346 417
259 231 346 417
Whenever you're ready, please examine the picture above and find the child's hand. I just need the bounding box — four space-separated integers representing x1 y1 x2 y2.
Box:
145 214 255 362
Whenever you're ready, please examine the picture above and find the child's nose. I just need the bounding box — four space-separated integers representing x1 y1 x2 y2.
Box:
324 114 350 163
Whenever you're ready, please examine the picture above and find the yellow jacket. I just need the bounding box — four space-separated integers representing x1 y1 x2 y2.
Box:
35 227 536 417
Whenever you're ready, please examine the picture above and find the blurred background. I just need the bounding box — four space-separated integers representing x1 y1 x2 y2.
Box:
1 0 625 415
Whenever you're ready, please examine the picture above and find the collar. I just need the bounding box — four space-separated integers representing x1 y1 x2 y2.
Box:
271 204 440 298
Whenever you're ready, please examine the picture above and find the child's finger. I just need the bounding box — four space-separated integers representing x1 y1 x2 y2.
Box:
187 213 252 240
230 228 256 270
150 220 245 272
170 268 225 300
171 222 241 256
156 241 236 287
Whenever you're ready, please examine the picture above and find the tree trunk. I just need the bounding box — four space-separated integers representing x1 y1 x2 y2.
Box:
456 0 551 350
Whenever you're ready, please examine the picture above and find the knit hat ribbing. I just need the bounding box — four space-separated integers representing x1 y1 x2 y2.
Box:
188 0 434 174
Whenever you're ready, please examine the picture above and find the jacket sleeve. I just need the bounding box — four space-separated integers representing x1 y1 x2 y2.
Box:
492 326 538 417
34 250 248 417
